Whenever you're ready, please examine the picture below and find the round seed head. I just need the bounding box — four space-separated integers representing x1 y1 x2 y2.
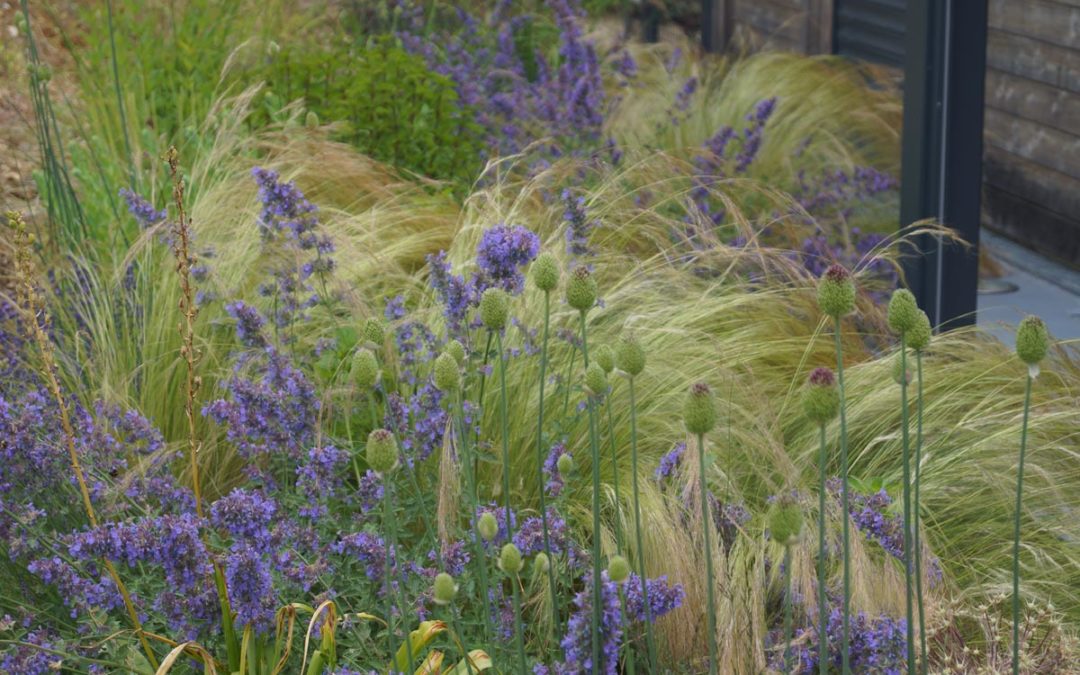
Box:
565 267 598 313
908 310 932 352
802 367 839 425
683 382 717 435
608 555 630 584
366 429 398 475
615 333 646 377
584 362 608 397
433 572 457 605
433 352 460 392
361 318 386 348
768 501 804 546
477 512 499 542
557 453 574 477
479 288 509 332
304 110 320 129
817 264 856 318
1015 316 1049 365
594 345 615 374
445 339 467 366
891 352 912 386
351 348 379 390
887 289 920 335
531 252 560 292
534 552 551 574
499 543 523 575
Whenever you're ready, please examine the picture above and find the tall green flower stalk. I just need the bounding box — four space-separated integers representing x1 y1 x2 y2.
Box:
367 429 402 666
817 264 856 675
888 289 920 675
802 367 840 674
908 310 932 674
617 332 658 671
1011 315 1049 675
685 382 719 675
596 345 625 552
566 266 601 671
608 555 636 675
480 288 514 538
433 573 474 675
499 543 527 673
530 253 562 636
769 500 804 674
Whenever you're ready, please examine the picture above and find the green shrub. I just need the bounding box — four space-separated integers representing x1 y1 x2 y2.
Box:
259 39 486 186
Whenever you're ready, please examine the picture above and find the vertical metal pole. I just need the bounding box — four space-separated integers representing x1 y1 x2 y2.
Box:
701 0 733 53
899 0 988 328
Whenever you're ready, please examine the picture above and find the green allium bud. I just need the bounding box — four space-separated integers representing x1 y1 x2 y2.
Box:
615 333 645 377
445 339 467 366
499 543 523 575
608 555 630 584
433 352 460 392
557 453 574 476
534 552 551 575
584 362 608 397
477 512 499 542
802 368 839 425
1015 316 1049 366
366 429 398 474
480 288 509 332
531 252 560 292
305 110 320 129
594 345 615 374
565 267 597 313
768 501 804 546
908 310 932 353
683 382 717 435
361 318 386 348
351 348 379 390
887 289 920 335
433 572 457 605
891 352 912 386
817 264 856 318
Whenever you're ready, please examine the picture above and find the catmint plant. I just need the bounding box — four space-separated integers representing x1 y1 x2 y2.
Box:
817 263 856 675
684 381 719 675
1012 315 1049 675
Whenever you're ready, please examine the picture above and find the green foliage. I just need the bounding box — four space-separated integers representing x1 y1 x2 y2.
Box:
259 39 485 186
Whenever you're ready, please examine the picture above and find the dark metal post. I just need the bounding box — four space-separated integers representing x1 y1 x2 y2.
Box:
899 0 989 328
642 3 661 43
701 0 733 53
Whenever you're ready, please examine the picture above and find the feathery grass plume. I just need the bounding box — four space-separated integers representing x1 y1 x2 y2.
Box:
685 381 719 674
1012 316 1049 675
615 330 658 669
909 308 931 673
803 366 838 673
768 499 804 673
499 543 527 672
7 210 161 670
887 288 917 675
819 263 855 674
531 249 561 643
351 348 380 390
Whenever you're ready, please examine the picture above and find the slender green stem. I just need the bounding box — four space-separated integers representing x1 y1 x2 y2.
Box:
562 344 579 419
605 403 624 552
833 317 851 675
628 378 658 671
579 311 603 675
511 574 527 674
1012 372 1033 675
456 393 493 648
447 605 476 675
383 478 395 663
914 351 926 674
784 544 794 675
899 337 915 675
535 291 561 638
495 330 514 539
617 585 637 675
476 331 494 445
698 431 718 675
817 423 829 675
